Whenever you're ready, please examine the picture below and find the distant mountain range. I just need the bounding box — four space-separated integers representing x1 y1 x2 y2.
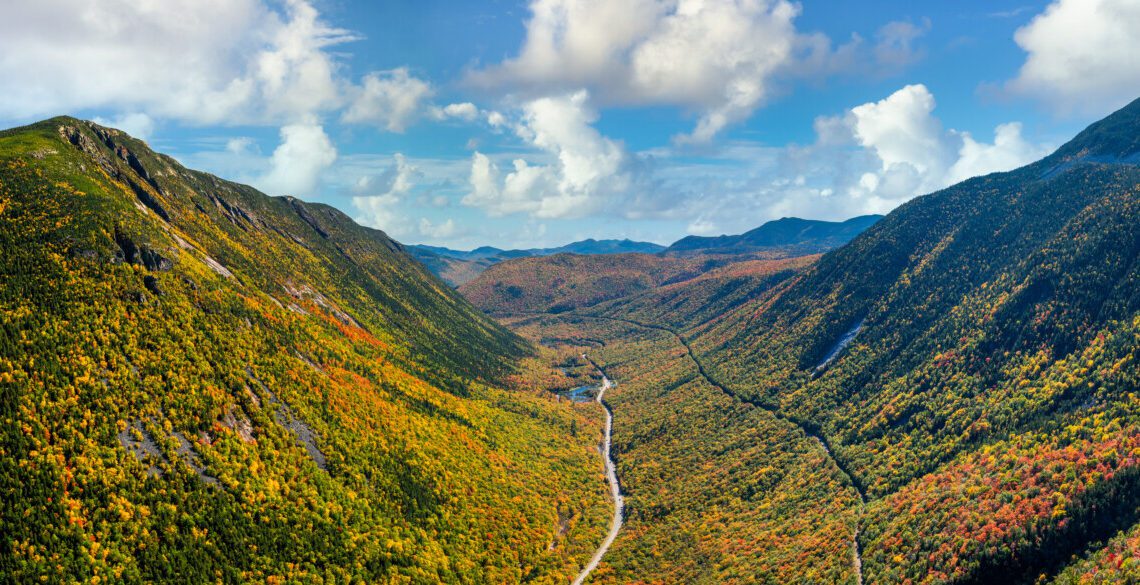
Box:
665 215 883 254
416 238 666 260
411 218 881 286
408 239 666 286
460 96 1140 584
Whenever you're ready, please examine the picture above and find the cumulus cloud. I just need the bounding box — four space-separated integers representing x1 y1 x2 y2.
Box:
0 0 456 175
460 84 1048 232
351 154 419 232
343 68 435 132
463 91 638 218
811 84 1051 213
433 102 480 121
470 1 929 142
546 83 1051 237
0 0 356 125
92 113 155 140
470 0 801 141
1006 0 1140 115
255 120 338 196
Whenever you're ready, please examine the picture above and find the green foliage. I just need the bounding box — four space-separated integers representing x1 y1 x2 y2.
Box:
0 118 610 583
483 98 1140 584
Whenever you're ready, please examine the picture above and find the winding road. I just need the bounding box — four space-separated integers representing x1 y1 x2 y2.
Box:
572 357 623 585
557 314 866 585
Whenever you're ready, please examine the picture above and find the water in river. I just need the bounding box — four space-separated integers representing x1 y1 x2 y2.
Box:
564 384 596 403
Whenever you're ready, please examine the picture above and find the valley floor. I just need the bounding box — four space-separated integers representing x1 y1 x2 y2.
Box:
506 313 864 584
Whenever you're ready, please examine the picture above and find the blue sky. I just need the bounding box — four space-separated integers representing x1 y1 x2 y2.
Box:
3 0 1138 249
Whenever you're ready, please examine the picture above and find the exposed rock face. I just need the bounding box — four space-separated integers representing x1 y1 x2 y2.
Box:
59 125 116 177
288 197 329 239
113 227 173 272
143 275 161 296
59 123 172 222
209 191 262 232
117 420 165 477
246 367 327 470
221 406 256 443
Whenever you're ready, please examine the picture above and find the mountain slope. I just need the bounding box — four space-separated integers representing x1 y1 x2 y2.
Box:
458 252 789 315
587 97 1140 583
0 118 609 583
665 214 882 254
460 215 878 314
408 239 665 287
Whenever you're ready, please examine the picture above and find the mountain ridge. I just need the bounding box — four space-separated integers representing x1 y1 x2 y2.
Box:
0 115 610 582
468 96 1140 584
665 214 883 254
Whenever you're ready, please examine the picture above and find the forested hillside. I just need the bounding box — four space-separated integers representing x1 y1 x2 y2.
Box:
478 98 1140 583
408 239 665 287
665 215 881 255
0 117 612 583
462 251 818 316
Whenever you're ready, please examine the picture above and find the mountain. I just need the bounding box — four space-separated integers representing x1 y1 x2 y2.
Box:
0 117 610 582
479 97 1140 583
665 214 882 254
543 239 666 256
459 252 787 315
455 215 878 307
411 216 877 288
408 238 666 286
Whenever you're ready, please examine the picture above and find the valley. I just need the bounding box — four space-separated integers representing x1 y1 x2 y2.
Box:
3 97 1140 585
571 360 621 585
462 98 1140 583
4 1 1139 583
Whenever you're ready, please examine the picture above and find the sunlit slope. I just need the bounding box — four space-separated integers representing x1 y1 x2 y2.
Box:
0 118 608 583
598 97 1140 583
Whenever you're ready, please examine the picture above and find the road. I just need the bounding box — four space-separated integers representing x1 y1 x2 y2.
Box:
561 315 866 585
572 358 623 585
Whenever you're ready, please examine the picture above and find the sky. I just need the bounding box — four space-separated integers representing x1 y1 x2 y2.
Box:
2 0 1138 249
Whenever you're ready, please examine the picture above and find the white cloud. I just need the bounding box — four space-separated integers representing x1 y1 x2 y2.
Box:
0 0 355 125
620 84 1052 236
846 84 955 195
351 154 419 232
815 84 1050 212
470 1 929 142
486 111 508 128
686 217 719 236
463 91 637 218
256 120 337 196
92 113 155 140
437 102 480 121
343 68 434 132
460 84 1047 232
226 137 258 155
418 218 458 239
946 122 1047 185
637 0 800 142
1006 0 1140 115
470 0 803 142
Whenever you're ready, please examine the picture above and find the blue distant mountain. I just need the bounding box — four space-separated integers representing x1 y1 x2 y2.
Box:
665 215 882 254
